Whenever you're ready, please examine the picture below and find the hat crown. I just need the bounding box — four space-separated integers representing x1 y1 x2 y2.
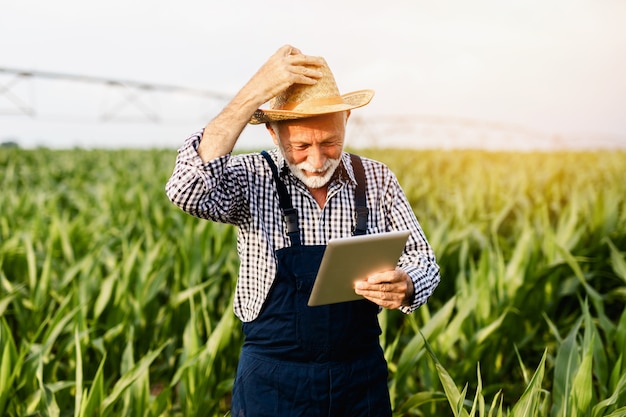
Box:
248 56 373 125
270 59 341 110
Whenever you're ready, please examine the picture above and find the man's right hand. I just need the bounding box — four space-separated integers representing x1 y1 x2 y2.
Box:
198 45 324 162
243 45 325 108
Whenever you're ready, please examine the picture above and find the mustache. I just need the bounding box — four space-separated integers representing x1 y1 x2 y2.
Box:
295 158 338 173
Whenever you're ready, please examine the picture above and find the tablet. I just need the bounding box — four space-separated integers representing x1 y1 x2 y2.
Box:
307 230 410 306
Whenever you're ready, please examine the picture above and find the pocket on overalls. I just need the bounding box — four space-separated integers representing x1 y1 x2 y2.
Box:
295 273 333 350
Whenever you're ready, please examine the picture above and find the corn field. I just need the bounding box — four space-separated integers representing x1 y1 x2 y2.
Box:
1 146 625 417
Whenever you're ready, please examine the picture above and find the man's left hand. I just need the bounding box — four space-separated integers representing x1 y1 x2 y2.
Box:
354 268 414 309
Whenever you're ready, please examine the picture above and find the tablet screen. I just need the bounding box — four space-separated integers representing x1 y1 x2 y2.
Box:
307 230 410 306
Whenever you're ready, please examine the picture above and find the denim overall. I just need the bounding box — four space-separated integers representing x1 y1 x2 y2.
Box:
230 152 391 417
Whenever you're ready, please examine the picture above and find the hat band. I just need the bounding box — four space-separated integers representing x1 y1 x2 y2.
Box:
277 96 345 111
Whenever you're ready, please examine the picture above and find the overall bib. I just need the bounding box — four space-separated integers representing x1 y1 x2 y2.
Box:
231 153 392 417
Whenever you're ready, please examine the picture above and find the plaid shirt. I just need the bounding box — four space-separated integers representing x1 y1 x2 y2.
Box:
166 131 440 322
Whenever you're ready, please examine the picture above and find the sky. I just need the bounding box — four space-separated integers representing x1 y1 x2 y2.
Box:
1 0 625 150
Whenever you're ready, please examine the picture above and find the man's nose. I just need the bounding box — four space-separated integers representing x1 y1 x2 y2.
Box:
307 146 326 170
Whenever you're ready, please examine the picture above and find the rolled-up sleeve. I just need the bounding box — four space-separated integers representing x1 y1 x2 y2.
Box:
165 131 248 224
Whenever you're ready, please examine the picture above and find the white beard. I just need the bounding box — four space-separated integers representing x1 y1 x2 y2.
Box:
287 157 341 189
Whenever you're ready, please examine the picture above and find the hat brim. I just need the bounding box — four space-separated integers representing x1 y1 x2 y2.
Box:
249 90 374 125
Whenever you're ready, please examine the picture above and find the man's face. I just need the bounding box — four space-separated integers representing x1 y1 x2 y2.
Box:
268 112 349 189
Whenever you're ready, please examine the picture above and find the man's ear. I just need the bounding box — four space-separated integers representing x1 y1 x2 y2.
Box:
345 110 351 123
266 122 279 145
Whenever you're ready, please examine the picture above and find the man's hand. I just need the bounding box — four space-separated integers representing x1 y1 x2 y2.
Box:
198 45 324 162
354 268 414 309
243 45 325 105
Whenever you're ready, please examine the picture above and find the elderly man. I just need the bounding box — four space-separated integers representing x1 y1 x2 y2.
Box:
165 45 440 417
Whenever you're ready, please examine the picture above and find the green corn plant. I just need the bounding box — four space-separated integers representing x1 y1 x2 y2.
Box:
1 148 625 416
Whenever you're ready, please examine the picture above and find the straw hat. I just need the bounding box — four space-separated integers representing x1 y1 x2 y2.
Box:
249 59 374 124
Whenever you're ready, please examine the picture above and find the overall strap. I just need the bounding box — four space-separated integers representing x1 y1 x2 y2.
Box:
260 151 301 246
350 154 369 236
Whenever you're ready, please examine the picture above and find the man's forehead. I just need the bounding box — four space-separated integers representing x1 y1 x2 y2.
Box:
279 112 347 127
276 112 347 134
